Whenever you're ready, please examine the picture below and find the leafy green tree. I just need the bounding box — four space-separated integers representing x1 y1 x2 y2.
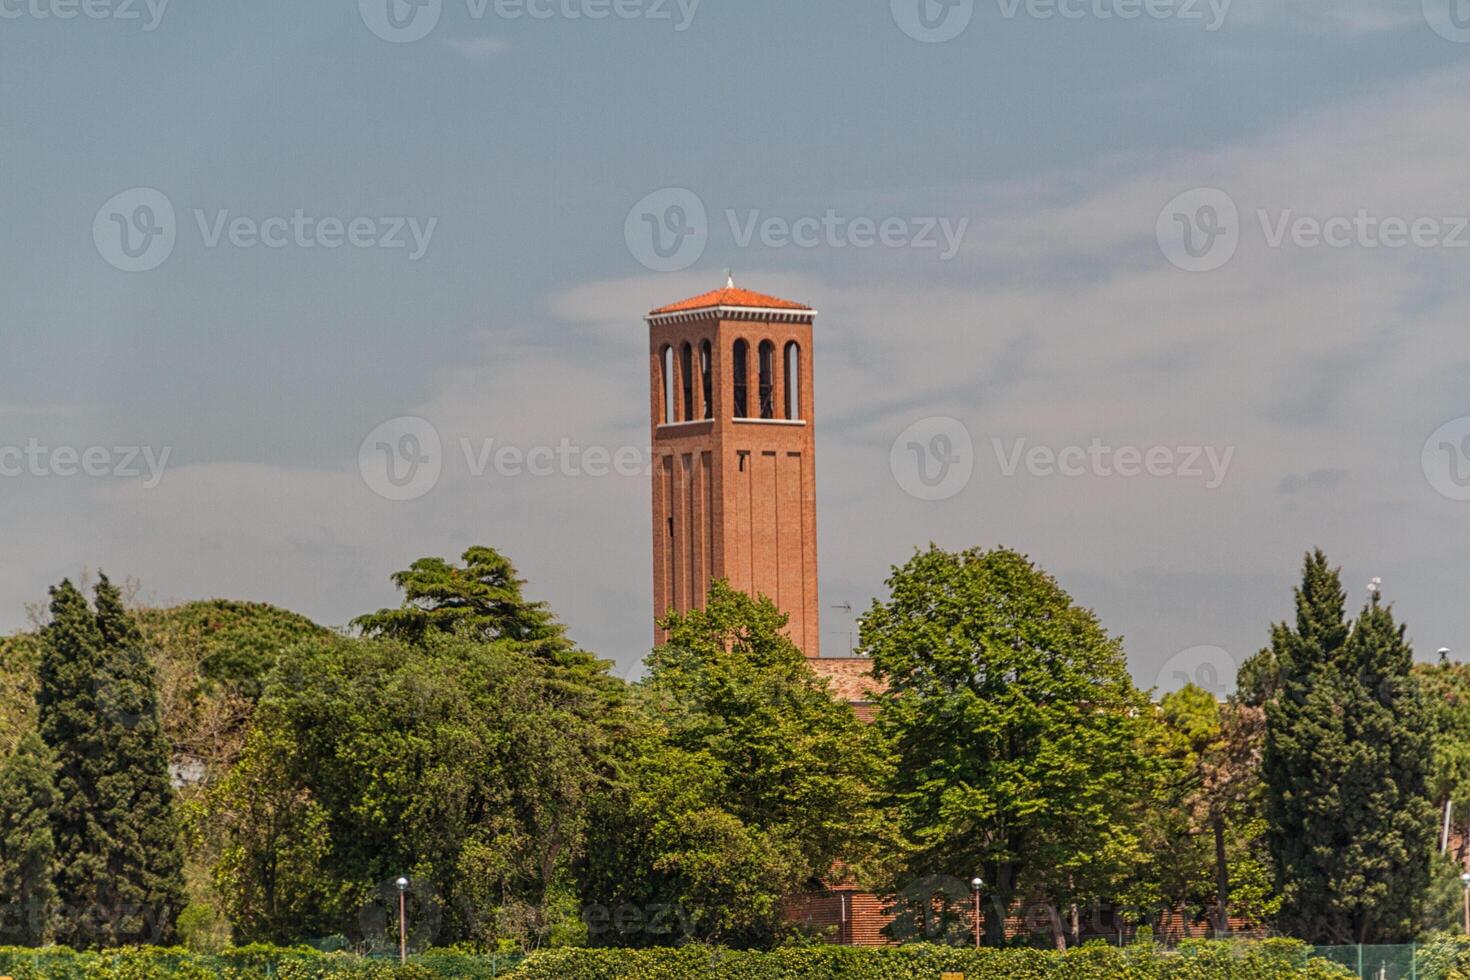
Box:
211 630 611 950
1262 551 1434 943
1415 659 1470 860
0 731 59 945
137 599 330 701
1134 687 1220 928
1145 687 1276 936
859 546 1160 947
579 583 889 948
196 724 339 944
36 576 185 948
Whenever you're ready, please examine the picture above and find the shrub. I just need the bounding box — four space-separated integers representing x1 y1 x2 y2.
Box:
0 945 521 979
0 941 1349 979
506 940 1353 979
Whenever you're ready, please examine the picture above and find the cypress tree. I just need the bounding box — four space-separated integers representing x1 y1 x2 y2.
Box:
92 574 186 945
1334 595 1434 941
37 579 109 947
36 575 184 948
1263 551 1434 942
0 731 59 945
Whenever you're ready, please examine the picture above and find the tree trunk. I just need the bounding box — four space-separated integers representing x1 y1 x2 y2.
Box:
984 864 1014 947
984 894 1007 947
1045 904 1067 951
1212 815 1230 937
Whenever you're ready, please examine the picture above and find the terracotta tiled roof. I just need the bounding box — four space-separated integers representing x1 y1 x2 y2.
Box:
806 657 885 705
649 285 812 315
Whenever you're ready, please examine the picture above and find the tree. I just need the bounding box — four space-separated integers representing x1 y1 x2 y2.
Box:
1199 700 1277 932
1135 686 1221 930
0 633 41 757
0 731 59 945
860 546 1161 947
1262 551 1434 943
138 599 331 702
211 630 612 950
578 583 889 948
36 576 185 948
353 546 599 673
1147 686 1275 937
1414 659 1470 861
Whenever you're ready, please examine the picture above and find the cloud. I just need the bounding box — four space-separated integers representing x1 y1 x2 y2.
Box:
9 66 1470 687
445 36 510 59
1277 469 1351 495
1224 0 1427 34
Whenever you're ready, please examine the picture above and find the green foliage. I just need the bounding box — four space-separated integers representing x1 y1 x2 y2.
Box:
0 633 41 756
136 600 330 701
1421 852 1470 936
1262 551 1436 944
508 939 1351 979
352 547 604 675
207 629 615 951
579 583 889 949
0 731 59 944
0 944 524 978
1145 688 1277 934
860 546 1163 946
37 576 186 948
1133 688 1222 928
1415 659 1470 832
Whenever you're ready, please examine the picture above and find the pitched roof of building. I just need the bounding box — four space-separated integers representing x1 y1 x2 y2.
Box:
806 656 884 706
648 284 813 316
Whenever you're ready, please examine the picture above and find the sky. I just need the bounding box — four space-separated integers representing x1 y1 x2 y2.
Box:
3 0 1470 692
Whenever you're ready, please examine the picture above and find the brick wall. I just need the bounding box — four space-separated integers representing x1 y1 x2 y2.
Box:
786 890 1268 947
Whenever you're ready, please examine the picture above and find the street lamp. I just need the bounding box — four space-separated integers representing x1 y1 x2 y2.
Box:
1460 872 1470 936
971 876 984 949
396 877 410 964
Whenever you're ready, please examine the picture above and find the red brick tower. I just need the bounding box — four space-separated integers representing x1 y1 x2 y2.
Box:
647 278 820 655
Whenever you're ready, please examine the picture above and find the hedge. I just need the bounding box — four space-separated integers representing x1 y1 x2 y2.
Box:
0 945 522 979
505 941 1353 979
0 942 1351 979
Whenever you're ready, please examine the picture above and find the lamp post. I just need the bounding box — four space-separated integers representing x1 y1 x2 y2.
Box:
971 876 984 949
396 877 409 965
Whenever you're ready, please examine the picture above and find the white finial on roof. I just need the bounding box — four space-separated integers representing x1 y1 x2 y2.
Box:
725 270 735 289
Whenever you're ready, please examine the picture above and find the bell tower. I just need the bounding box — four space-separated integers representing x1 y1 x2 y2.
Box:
647 278 820 655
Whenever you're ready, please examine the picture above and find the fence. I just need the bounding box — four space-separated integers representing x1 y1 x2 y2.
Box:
1310 943 1469 980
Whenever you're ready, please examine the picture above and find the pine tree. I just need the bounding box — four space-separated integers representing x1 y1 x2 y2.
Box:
1262 551 1434 942
0 731 59 945
36 575 184 948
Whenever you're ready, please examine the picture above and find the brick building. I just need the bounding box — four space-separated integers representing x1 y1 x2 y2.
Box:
646 279 821 656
